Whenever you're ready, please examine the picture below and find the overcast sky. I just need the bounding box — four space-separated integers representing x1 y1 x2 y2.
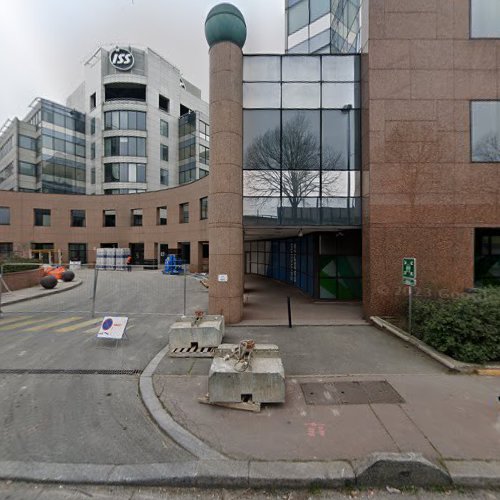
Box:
0 0 285 126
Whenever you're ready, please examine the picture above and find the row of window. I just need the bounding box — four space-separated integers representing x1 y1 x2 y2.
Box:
0 199 208 227
0 242 210 266
104 163 147 183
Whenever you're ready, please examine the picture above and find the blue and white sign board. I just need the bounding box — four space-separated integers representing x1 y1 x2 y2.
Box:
97 316 128 339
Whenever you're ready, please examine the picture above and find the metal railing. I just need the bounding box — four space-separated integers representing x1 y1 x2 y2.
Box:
0 262 207 318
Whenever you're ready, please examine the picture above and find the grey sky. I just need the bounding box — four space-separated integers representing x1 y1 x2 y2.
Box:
0 0 285 126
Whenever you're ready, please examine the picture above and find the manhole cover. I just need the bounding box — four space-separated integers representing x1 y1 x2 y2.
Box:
300 381 404 405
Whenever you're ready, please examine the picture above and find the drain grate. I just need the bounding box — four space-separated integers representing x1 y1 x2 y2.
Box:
0 369 142 375
301 380 404 405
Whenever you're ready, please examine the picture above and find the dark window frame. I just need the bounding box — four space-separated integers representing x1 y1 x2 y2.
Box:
470 100 500 163
103 210 116 227
200 197 208 220
131 208 143 227
157 206 167 225
0 207 10 225
70 209 86 227
470 0 500 39
34 208 51 227
179 202 189 224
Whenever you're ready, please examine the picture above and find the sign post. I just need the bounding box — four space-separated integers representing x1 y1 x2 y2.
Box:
402 258 416 334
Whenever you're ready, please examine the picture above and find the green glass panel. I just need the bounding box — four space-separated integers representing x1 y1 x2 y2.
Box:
337 256 361 278
337 278 362 300
319 256 336 278
320 278 337 299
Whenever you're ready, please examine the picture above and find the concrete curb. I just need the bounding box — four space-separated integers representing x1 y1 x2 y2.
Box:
444 460 500 488
139 343 226 460
354 452 451 488
1 459 499 488
370 316 475 373
1 279 83 306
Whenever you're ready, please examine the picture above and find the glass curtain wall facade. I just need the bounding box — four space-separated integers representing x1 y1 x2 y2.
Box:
243 54 361 300
286 0 363 54
243 54 361 226
178 112 210 184
34 99 87 194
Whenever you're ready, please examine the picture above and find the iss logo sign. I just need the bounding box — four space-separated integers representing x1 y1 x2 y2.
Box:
109 47 134 71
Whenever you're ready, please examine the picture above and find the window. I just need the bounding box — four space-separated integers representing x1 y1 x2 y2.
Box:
91 143 95 160
0 243 13 257
18 135 37 151
202 242 209 259
157 206 167 225
161 144 169 161
179 163 196 184
160 168 169 186
71 209 86 227
103 210 116 227
180 203 189 223
199 145 209 165
34 208 51 226
159 94 170 112
131 208 143 226
68 243 87 264
104 163 146 183
0 207 10 225
199 168 209 178
90 117 96 135
200 197 208 220
91 167 96 184
200 121 209 141
104 111 147 131
471 101 500 162
19 161 37 177
0 137 13 161
104 136 146 157
160 119 169 137
90 93 96 110
471 0 500 38
288 0 309 34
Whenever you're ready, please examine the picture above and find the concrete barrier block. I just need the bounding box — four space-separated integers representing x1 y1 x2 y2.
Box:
169 315 224 349
208 343 285 404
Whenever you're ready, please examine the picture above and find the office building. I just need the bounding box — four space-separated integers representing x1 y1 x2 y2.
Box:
0 46 209 195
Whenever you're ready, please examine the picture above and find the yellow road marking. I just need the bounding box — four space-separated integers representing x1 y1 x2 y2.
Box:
21 317 83 332
0 315 33 326
56 318 103 333
476 368 500 376
0 317 51 331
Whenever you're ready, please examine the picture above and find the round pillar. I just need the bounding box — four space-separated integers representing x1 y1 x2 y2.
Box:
205 4 247 324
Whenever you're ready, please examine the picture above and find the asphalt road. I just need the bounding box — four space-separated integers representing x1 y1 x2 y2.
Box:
0 270 209 464
0 482 498 500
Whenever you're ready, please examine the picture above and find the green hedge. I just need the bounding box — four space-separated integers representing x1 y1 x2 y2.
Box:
0 255 42 275
411 287 500 364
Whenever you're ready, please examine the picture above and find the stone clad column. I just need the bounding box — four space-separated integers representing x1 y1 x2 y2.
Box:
205 4 247 323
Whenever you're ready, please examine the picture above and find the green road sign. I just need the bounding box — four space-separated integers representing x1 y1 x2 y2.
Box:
402 257 416 286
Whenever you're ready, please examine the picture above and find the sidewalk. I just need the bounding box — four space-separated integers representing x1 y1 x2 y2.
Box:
242 274 367 326
0 279 82 306
149 324 500 487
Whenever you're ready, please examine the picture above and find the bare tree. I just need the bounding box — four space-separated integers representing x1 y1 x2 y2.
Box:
473 134 500 162
245 113 343 219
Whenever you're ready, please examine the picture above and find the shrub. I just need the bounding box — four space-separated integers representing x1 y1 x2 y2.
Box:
0 255 42 274
411 287 500 364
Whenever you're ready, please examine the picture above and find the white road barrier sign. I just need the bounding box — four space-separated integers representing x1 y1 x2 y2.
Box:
97 316 128 339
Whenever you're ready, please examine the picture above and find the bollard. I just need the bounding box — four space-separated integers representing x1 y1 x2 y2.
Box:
183 263 187 317
91 266 99 318
0 265 3 318
287 296 292 328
